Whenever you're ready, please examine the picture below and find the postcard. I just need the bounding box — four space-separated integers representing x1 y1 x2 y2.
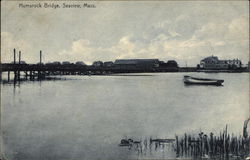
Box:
1 1 249 160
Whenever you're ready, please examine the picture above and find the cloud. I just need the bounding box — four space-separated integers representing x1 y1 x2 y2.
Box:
191 16 249 61
195 23 227 40
1 32 33 63
227 16 249 41
57 39 95 64
1 11 248 67
174 15 197 38
72 39 92 54
55 34 166 64
56 35 137 64
154 15 249 65
47 14 249 67
111 35 136 59
56 36 135 64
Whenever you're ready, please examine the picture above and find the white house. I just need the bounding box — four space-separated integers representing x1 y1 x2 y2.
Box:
200 56 242 69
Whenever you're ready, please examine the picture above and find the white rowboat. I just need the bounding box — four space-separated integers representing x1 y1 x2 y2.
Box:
183 75 224 86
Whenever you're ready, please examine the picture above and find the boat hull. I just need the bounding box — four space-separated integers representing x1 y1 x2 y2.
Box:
184 76 224 86
184 81 223 86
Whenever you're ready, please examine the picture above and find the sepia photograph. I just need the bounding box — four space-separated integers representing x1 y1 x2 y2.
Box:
0 0 249 160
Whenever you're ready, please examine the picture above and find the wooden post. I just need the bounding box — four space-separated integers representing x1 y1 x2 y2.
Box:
29 70 32 80
25 71 28 80
7 71 10 81
40 50 42 65
19 51 21 64
13 48 17 80
18 51 21 80
13 48 16 64
38 50 42 79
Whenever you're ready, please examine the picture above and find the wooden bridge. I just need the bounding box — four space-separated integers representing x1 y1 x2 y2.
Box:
0 62 180 81
0 48 181 81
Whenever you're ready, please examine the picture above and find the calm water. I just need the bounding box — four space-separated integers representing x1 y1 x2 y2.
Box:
1 73 249 160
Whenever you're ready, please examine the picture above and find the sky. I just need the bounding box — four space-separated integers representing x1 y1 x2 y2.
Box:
1 1 249 66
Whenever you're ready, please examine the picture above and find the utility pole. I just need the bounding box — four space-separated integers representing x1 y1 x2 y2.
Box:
40 50 42 65
13 48 16 64
19 51 21 64
17 51 21 80
38 50 42 80
13 48 17 80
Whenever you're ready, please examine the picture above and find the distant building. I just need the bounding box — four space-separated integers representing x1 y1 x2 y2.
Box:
11 61 26 64
114 59 160 69
159 60 178 68
166 60 178 68
103 61 114 67
36 62 44 65
75 61 86 66
52 61 61 65
62 61 71 65
45 62 53 65
200 56 242 69
227 59 242 69
92 61 103 67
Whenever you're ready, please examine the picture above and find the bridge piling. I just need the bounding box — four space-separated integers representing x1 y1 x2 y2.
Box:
7 71 10 81
29 71 32 80
18 51 21 80
25 71 28 80
13 48 16 64
40 50 42 65
13 48 17 80
38 50 42 79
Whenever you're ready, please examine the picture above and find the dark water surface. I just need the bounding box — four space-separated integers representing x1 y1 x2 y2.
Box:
1 73 249 160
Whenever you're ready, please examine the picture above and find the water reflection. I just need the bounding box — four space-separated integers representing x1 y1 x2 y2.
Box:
1 73 249 160
1 75 72 86
118 137 176 159
119 129 250 160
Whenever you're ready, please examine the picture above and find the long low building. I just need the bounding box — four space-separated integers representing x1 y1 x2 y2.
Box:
114 59 160 69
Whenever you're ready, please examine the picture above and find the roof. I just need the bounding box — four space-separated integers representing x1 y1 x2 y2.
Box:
114 59 159 65
201 56 219 62
104 61 113 64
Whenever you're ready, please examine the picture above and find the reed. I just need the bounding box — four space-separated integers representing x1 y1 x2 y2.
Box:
175 125 250 159
120 120 250 159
